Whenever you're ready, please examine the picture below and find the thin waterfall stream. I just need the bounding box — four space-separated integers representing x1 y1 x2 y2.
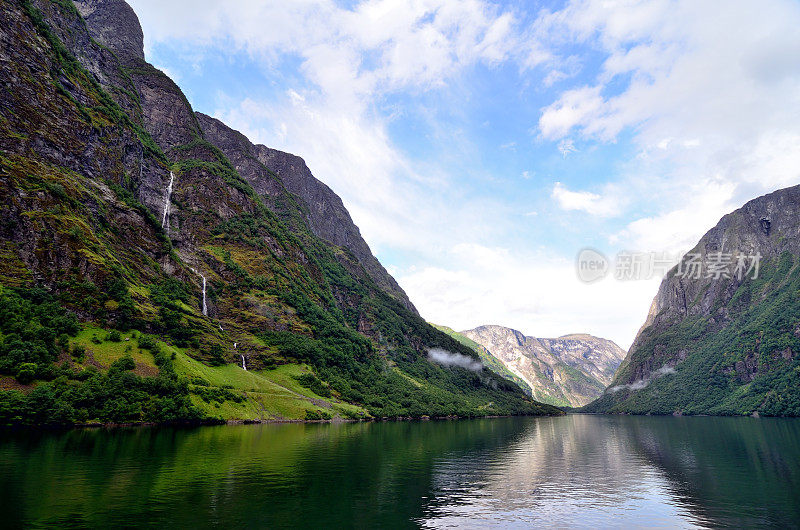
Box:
200 275 207 316
190 267 208 316
235 343 246 370
161 171 175 230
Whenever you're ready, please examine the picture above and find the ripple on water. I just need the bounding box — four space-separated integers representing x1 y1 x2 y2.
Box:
1 416 799 528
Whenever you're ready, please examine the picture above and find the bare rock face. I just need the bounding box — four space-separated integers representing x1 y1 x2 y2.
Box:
254 145 418 314
73 0 144 61
74 0 201 150
621 184 800 382
462 325 626 407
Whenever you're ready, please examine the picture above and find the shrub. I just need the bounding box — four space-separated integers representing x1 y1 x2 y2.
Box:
110 356 135 372
296 373 332 398
138 334 157 350
71 344 86 360
16 363 38 384
208 344 226 366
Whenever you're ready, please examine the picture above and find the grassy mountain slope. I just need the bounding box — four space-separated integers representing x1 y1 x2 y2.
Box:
0 0 559 425
584 186 800 416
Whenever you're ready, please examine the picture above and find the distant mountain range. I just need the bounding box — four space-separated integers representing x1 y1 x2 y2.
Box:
430 324 534 396
435 325 625 407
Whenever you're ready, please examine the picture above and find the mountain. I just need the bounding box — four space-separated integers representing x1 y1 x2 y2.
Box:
0 0 559 425
584 185 800 416
430 324 533 396
460 326 626 407
194 112 417 314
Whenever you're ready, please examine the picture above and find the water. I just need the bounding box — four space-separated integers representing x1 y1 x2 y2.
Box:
190 267 208 316
200 275 207 316
161 171 175 229
1 415 798 528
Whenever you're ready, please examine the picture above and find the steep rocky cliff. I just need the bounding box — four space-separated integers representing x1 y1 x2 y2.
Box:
0 0 557 424
461 326 625 407
195 112 417 313
585 185 800 416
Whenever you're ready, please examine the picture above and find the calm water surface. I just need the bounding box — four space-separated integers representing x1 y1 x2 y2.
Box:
1 415 799 528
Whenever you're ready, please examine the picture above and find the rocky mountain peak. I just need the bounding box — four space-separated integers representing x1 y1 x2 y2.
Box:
194 112 418 313
462 325 626 407
586 184 800 416
74 0 144 61
627 184 800 362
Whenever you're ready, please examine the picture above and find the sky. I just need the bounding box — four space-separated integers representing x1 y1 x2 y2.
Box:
126 0 800 349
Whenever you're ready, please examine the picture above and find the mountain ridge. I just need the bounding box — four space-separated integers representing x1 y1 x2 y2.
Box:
461 325 625 407
585 184 800 416
194 112 417 313
0 0 558 425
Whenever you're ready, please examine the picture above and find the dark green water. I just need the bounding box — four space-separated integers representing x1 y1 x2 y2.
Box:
1 415 799 528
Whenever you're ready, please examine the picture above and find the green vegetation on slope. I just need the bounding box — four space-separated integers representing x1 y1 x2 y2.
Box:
0 284 202 425
0 283 558 425
0 283 367 425
0 0 560 425
584 253 800 416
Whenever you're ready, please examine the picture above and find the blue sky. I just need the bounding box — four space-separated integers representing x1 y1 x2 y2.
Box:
128 0 800 348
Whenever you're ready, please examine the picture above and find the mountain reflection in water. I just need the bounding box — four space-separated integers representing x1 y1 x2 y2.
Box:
1 415 798 528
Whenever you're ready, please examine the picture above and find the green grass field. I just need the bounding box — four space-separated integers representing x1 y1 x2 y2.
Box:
176 356 368 421
70 326 157 372
68 326 367 421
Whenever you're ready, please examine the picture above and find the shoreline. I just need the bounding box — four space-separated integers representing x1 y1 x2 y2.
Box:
0 412 561 431
4 411 797 431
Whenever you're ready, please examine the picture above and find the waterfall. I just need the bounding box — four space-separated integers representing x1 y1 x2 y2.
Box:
190 267 207 316
200 275 207 316
235 343 245 370
161 171 175 229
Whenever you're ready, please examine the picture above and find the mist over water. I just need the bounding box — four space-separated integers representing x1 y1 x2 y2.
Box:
1 416 798 528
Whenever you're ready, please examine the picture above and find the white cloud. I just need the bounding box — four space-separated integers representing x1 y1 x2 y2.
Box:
127 0 800 352
538 86 603 140
428 348 483 371
398 243 656 348
130 0 518 101
551 182 620 218
609 364 675 393
536 0 800 249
